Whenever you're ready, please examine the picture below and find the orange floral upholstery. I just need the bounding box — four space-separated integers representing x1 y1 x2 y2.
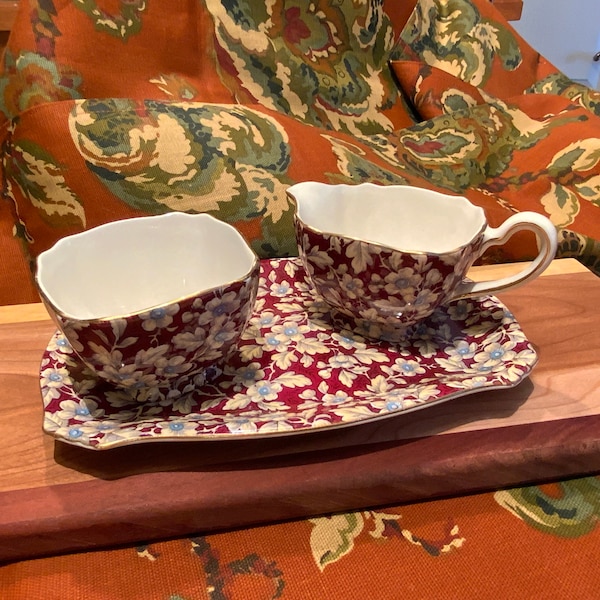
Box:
391 0 558 101
395 94 600 268
389 0 600 275
390 60 490 118
1 1 600 596
0 0 418 306
1 0 600 309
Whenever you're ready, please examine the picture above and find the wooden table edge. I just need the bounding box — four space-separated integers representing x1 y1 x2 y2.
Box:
0 258 589 325
1 410 599 563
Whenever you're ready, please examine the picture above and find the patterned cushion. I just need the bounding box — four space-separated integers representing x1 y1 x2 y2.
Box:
3 100 382 262
389 60 491 118
396 93 600 274
525 72 600 116
7 94 548 279
204 0 416 134
1 0 600 310
391 0 559 115
0 0 417 132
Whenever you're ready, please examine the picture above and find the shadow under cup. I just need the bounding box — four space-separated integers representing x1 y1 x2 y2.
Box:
289 182 558 343
35 213 260 401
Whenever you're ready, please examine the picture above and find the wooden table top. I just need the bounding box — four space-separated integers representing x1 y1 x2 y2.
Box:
1 259 599 562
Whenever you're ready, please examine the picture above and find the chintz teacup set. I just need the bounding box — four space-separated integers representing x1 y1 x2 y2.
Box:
36 184 557 402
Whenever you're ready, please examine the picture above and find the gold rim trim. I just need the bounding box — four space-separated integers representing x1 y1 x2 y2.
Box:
295 215 487 257
36 254 261 324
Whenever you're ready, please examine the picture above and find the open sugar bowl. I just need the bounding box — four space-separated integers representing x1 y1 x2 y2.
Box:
288 182 557 342
35 213 260 402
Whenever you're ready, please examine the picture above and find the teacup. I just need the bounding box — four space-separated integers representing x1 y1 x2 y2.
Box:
36 213 260 401
288 182 557 342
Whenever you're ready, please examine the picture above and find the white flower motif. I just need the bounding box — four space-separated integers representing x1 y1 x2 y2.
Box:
270 280 292 296
40 366 72 390
383 398 404 412
473 341 516 371
330 331 366 349
256 311 280 328
140 303 179 331
393 358 426 377
47 335 73 355
207 317 239 346
56 398 102 422
446 300 474 321
246 379 284 402
197 291 242 325
258 330 287 352
154 355 193 379
155 419 199 436
339 273 364 300
47 422 93 446
382 267 420 296
271 320 310 343
444 340 478 363
230 363 266 387
321 390 353 406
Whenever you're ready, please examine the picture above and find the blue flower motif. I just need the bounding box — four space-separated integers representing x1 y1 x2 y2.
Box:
56 337 70 348
150 307 166 320
259 315 275 326
266 336 280 347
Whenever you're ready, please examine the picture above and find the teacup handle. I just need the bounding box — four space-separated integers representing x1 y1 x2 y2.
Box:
453 212 558 300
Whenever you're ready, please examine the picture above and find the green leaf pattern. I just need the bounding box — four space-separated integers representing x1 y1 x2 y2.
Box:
67 99 296 256
5 138 85 228
309 509 465 570
205 0 403 135
495 478 600 538
398 0 522 87
73 0 147 38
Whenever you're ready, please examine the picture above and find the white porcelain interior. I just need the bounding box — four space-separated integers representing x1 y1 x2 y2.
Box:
36 213 257 320
289 182 486 254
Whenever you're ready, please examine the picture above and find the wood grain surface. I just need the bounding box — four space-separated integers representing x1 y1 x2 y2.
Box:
0 259 598 562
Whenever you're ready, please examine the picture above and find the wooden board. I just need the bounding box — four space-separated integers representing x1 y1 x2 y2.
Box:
0 260 599 562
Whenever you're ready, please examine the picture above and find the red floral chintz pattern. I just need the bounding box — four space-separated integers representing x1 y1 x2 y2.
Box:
40 258 536 449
